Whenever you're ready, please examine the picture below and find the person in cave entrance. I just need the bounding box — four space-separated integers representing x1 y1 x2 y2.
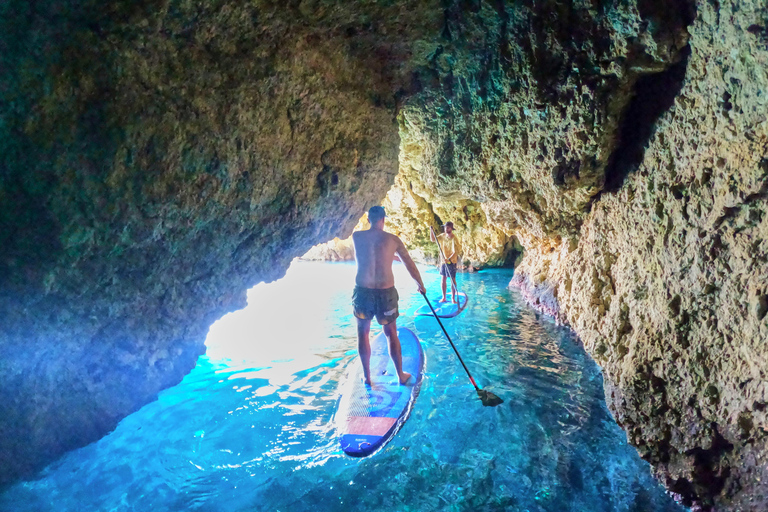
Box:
430 221 462 304
352 205 426 386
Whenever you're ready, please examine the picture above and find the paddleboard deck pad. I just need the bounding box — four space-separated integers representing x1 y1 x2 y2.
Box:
337 327 424 457
414 292 468 318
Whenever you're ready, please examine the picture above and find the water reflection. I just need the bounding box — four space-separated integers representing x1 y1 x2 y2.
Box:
0 262 685 512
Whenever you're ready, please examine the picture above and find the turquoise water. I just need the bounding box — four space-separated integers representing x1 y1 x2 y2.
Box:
1 262 686 512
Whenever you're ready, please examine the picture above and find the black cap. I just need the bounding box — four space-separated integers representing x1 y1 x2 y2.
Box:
443 221 454 229
368 205 386 221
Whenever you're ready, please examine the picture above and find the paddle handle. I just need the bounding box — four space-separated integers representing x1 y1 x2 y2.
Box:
420 291 479 391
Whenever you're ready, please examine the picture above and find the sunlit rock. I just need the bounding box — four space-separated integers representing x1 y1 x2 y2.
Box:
383 159 523 267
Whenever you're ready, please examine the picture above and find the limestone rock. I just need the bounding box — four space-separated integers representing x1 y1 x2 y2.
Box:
2 0 768 510
398 0 691 241
382 173 522 266
0 0 443 485
508 1 768 509
300 236 356 262
301 217 368 261
376 0 768 509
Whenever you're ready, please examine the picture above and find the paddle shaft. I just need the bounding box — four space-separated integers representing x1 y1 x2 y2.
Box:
430 226 459 296
420 291 480 392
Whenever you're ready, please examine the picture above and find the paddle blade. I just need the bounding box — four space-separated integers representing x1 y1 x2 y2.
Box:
477 389 503 407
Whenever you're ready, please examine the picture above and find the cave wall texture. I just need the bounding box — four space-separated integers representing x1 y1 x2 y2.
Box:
361 0 768 510
2 0 767 510
0 0 445 485
507 2 768 511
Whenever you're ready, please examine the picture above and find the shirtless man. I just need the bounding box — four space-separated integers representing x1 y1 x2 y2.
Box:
429 221 461 304
352 206 426 385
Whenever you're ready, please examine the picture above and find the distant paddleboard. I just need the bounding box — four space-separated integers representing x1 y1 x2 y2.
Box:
336 327 424 457
415 292 468 318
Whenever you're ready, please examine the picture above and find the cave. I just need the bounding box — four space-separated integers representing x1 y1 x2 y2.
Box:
2 1 767 511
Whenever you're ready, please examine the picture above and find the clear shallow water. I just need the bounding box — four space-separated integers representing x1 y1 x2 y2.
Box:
1 262 686 512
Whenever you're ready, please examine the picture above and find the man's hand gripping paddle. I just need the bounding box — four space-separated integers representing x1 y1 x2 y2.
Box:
420 292 503 407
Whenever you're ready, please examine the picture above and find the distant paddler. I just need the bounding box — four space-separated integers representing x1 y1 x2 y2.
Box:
429 221 462 304
352 206 426 386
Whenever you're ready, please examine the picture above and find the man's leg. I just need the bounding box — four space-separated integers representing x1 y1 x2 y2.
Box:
451 273 458 304
357 317 372 385
383 320 411 385
440 272 448 302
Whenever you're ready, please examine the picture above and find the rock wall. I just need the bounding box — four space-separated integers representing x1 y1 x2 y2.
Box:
300 217 366 261
383 158 522 267
301 170 523 267
397 0 692 241
507 1 768 510
0 0 444 485
387 0 768 509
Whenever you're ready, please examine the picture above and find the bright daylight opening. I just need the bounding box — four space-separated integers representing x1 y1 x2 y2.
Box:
203 259 419 385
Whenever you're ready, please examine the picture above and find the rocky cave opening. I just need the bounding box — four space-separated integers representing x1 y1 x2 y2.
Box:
1 0 767 510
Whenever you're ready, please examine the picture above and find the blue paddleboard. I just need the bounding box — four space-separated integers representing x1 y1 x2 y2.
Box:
415 292 468 318
337 327 424 457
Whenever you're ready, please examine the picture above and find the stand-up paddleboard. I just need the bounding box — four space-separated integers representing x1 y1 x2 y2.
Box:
415 292 468 318
337 327 424 457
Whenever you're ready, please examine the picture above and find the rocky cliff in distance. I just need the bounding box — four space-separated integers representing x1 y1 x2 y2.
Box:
300 217 366 262
382 160 523 267
301 169 524 267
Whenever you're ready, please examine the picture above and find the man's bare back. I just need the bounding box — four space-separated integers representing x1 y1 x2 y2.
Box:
352 229 404 289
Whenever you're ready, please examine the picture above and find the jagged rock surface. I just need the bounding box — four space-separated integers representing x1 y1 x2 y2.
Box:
382 161 523 267
397 0 691 241
386 0 768 509
508 1 768 510
302 171 523 267
0 0 443 485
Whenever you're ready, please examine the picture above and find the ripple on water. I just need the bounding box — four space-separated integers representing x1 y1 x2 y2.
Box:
0 262 686 512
